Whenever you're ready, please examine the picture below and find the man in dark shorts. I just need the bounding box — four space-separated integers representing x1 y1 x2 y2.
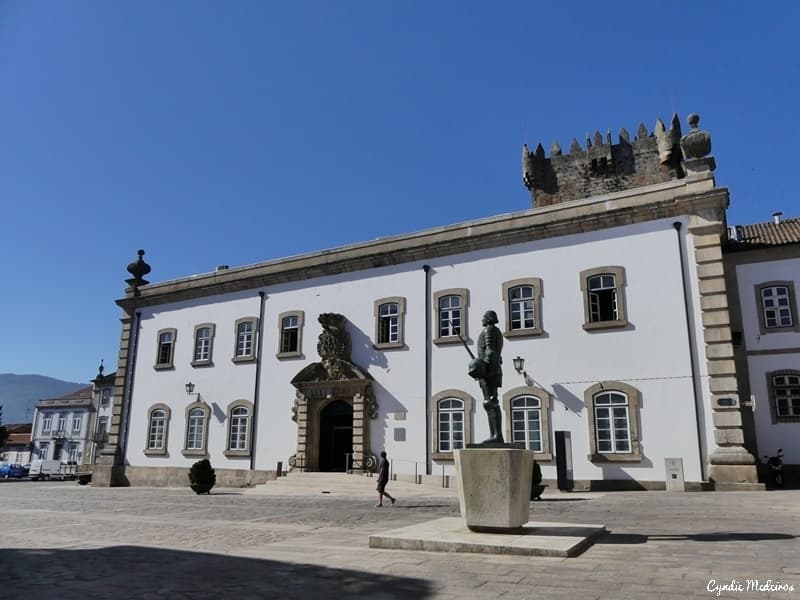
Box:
375 451 396 507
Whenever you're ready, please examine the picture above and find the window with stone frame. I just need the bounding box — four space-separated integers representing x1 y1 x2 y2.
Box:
433 289 469 345
183 401 210 456
42 416 52 433
584 381 642 462
502 278 543 337
225 400 254 456
580 267 628 331
154 328 177 369
39 442 49 460
192 323 216 367
502 386 553 460
100 387 112 407
277 311 304 358
233 318 258 362
72 416 82 432
755 281 800 335
767 370 800 423
430 389 474 460
373 297 406 350
144 404 171 456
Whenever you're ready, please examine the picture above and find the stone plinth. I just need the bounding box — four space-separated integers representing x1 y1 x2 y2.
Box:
454 447 534 532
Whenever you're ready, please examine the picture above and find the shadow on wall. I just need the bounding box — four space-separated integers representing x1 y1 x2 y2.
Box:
551 384 585 414
369 380 407 453
4 546 435 599
348 322 388 370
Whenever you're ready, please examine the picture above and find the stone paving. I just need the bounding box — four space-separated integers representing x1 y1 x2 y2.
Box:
1 475 798 599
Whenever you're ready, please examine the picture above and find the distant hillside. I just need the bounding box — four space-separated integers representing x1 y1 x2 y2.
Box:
0 374 87 425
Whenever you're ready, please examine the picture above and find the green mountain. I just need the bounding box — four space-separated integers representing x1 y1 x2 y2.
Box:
0 374 88 425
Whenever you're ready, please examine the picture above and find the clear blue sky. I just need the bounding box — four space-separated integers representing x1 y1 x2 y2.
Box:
1 1 798 383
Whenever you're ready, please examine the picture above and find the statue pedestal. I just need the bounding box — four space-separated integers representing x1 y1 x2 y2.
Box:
454 447 534 532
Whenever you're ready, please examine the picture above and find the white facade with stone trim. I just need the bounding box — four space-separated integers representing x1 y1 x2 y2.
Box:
109 173 749 490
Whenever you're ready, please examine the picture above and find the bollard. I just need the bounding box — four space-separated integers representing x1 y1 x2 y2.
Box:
276 461 283 478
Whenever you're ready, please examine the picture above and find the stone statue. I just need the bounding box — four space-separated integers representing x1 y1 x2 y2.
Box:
469 310 504 444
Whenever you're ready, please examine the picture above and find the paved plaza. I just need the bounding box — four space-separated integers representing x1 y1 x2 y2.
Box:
1 475 798 599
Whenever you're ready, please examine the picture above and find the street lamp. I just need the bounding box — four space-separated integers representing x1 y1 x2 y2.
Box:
185 382 200 401
512 356 525 375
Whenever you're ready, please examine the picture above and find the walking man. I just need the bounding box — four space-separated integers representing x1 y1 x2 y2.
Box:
375 451 396 507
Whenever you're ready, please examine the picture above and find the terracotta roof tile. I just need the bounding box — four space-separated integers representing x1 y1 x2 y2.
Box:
726 217 800 250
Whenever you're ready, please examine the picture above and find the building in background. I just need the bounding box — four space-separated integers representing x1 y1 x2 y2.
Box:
725 213 800 480
0 423 32 464
31 386 94 465
93 113 762 491
89 364 116 465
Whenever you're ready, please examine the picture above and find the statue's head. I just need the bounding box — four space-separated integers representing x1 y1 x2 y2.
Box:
482 310 499 325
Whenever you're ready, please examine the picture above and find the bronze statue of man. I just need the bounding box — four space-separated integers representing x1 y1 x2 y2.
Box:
471 310 504 444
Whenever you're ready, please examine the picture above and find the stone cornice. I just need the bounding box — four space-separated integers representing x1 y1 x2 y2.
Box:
118 180 729 309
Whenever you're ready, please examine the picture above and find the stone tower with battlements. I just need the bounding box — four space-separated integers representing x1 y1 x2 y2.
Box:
522 115 685 207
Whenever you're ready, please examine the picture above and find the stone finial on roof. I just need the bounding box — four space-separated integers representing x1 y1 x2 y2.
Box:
126 249 151 288
680 113 715 177
550 140 562 156
97 359 104 378
593 131 604 147
636 122 648 140
569 138 582 153
680 113 711 159
619 128 630 142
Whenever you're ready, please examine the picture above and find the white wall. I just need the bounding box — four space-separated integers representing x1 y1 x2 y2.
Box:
124 215 709 483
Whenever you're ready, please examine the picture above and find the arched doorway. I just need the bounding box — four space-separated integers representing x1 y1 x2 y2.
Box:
319 400 353 472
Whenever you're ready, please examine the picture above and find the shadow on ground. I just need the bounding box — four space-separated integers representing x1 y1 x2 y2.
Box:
599 532 797 545
2 545 434 600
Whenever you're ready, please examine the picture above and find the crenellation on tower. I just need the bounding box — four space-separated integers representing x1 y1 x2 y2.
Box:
522 114 688 207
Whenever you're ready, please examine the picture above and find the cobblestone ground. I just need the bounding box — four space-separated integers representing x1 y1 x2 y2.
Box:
1 480 798 599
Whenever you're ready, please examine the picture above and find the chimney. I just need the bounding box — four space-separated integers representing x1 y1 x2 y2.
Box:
216 265 229 272
773 211 783 225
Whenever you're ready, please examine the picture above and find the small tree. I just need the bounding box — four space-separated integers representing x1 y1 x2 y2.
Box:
188 459 216 494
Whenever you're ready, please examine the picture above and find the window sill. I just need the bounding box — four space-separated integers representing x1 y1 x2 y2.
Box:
760 325 800 334
373 342 405 351
182 449 208 458
276 351 303 359
191 360 214 368
588 452 642 463
431 452 456 461
143 449 167 456
223 449 251 458
231 356 256 364
774 415 800 423
153 364 175 371
433 336 468 347
582 320 628 332
533 452 553 462
503 328 543 339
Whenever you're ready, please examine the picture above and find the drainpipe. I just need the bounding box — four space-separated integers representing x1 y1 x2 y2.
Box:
121 311 142 462
250 291 266 474
673 222 707 481
423 264 432 476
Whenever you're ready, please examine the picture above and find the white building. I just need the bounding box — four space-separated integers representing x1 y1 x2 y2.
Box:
93 114 760 490
32 386 94 465
725 214 800 480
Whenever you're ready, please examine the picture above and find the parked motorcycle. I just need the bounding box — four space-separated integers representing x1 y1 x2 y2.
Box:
763 449 784 488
